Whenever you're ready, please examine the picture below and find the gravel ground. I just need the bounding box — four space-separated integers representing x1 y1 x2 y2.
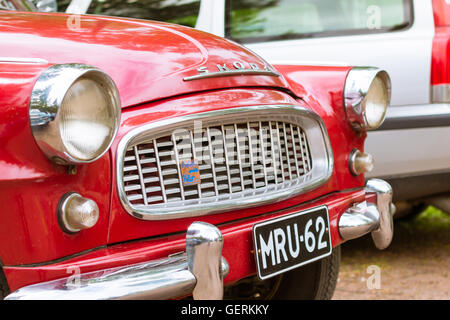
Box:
333 206 450 300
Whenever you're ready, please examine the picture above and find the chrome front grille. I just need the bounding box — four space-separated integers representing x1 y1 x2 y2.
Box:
123 121 313 206
117 105 333 220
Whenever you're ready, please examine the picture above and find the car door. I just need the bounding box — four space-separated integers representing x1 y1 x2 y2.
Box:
196 0 450 183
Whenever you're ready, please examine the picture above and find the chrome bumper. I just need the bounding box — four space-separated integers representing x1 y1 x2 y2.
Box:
339 179 395 250
6 179 394 300
5 222 229 300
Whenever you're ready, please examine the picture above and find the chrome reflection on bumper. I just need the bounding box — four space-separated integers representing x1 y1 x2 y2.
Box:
339 179 394 250
5 222 228 300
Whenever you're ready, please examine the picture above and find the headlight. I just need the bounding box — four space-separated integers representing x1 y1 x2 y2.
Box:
344 67 391 131
30 64 121 164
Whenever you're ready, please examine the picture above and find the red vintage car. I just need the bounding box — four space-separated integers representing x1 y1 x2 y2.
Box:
0 10 394 300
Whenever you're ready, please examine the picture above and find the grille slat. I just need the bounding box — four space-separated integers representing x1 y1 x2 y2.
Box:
222 125 233 193
247 122 257 189
190 130 202 198
275 122 285 182
171 133 185 201
234 124 245 191
133 146 148 206
206 127 219 196
120 110 322 218
153 139 167 203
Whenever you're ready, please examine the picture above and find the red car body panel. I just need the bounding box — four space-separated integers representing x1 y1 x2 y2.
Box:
0 11 366 294
0 12 290 108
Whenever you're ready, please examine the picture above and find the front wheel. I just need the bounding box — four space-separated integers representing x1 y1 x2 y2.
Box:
224 246 341 300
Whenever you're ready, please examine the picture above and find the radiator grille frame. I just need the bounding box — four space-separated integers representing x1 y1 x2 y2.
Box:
117 105 333 220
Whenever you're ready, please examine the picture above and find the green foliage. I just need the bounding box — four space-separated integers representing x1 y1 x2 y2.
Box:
56 0 200 27
413 206 450 231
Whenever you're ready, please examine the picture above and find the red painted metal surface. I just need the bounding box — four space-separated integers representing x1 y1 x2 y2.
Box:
4 188 367 293
0 11 289 108
431 0 450 86
0 62 112 266
433 0 450 27
431 28 450 87
0 11 366 294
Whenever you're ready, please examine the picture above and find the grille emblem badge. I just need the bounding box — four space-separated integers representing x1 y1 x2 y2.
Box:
180 160 201 186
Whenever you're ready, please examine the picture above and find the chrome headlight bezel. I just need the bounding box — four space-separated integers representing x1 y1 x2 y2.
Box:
29 64 121 165
344 67 391 132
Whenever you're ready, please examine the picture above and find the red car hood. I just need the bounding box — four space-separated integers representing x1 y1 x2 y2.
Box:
0 12 291 107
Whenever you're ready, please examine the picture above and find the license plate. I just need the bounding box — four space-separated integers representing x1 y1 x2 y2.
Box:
253 206 332 280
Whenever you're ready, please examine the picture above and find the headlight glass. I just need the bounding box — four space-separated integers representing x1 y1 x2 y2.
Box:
364 75 389 129
29 64 121 165
60 78 116 161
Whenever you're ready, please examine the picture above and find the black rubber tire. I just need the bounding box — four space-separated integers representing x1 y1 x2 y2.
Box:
271 245 341 300
224 246 341 300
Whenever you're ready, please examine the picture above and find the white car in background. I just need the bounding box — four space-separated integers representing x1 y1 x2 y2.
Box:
7 0 450 215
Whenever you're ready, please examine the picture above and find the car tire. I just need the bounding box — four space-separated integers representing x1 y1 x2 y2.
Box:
224 246 341 300
271 245 341 300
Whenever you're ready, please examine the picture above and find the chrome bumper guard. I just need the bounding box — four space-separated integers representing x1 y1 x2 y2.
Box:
339 179 395 250
6 222 229 300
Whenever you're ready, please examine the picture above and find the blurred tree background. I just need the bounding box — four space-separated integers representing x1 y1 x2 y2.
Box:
57 0 201 27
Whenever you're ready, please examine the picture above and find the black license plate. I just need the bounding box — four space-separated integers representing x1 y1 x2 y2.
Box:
253 206 332 280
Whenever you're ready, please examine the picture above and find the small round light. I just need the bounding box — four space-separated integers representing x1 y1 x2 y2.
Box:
349 149 374 176
344 67 391 131
58 193 99 233
29 64 121 164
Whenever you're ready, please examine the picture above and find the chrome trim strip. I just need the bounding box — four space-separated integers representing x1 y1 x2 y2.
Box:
379 103 450 130
183 69 281 81
431 84 450 103
269 60 351 67
6 222 229 300
116 105 334 221
0 57 48 64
